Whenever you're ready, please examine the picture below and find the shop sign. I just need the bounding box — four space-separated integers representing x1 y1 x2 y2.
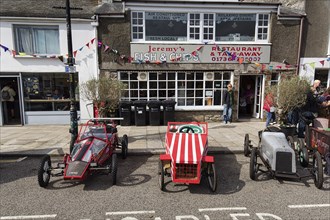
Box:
131 44 271 63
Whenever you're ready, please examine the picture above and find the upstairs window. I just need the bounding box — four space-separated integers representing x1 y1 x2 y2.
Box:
257 14 269 41
215 14 256 41
14 25 60 55
145 12 187 41
132 12 144 40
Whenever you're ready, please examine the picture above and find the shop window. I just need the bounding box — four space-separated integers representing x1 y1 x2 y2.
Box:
14 25 60 55
22 73 79 111
132 11 269 43
119 71 233 108
314 69 329 89
270 72 280 86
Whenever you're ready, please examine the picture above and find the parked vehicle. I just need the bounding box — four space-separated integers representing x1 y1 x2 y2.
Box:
37 118 128 187
158 122 217 192
244 130 323 189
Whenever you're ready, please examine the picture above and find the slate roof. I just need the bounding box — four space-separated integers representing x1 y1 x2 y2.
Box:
0 0 98 19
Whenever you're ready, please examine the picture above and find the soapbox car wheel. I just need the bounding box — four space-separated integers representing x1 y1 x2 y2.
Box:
158 161 165 191
250 148 258 180
244 134 251 157
313 151 323 189
297 139 309 167
38 155 51 187
207 163 217 192
111 153 118 185
121 134 128 159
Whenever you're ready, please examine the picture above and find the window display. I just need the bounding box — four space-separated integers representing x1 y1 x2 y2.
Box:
22 73 79 111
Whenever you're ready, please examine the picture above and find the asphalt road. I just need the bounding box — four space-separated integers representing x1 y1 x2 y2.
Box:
0 154 329 220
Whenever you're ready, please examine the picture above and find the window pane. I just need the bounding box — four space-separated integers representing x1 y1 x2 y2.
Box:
215 14 256 41
145 12 187 41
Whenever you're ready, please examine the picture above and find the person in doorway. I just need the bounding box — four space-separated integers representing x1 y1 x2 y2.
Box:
1 83 16 119
223 83 234 124
263 92 276 127
244 84 254 115
53 89 62 99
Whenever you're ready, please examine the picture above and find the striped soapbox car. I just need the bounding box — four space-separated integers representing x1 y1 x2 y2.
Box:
158 122 217 192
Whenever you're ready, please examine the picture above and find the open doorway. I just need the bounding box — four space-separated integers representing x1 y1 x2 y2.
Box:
0 77 22 125
239 75 256 119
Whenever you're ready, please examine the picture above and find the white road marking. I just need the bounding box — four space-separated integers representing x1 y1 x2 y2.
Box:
106 210 156 215
0 214 57 219
16 157 27 162
198 207 247 212
288 204 330 208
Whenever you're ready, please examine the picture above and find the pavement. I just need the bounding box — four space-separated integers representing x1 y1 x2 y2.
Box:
0 121 266 157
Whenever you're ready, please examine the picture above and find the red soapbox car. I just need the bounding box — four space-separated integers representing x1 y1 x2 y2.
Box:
158 122 217 192
37 118 128 187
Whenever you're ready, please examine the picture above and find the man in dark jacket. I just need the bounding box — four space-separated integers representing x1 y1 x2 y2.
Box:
223 83 234 124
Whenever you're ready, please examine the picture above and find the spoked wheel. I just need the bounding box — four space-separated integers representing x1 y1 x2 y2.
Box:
38 155 51 187
297 138 309 167
111 153 118 185
313 151 323 189
250 148 258 180
244 134 251 157
158 161 165 191
287 136 295 150
121 134 128 159
207 162 217 192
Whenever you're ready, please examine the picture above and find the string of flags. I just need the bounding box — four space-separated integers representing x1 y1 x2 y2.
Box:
1 39 330 72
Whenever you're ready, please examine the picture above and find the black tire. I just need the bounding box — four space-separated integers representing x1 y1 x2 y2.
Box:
38 155 51 187
287 136 295 150
299 146 309 168
111 153 118 185
158 161 165 191
244 134 251 157
313 151 323 189
207 163 217 192
250 148 258 180
121 134 128 159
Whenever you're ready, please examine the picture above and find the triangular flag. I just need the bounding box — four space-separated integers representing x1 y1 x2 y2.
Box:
191 51 197 56
18 52 26 56
85 42 90 48
73 50 78 57
309 62 315 69
255 63 261 67
91 38 95 44
320 60 325 66
98 41 103 48
327 57 330 62
196 46 203 51
261 64 266 70
0 44 9 52
104 45 110 52
276 65 282 69
79 47 84 51
238 57 244 64
12 50 16 57
269 66 273 70
155 60 161 64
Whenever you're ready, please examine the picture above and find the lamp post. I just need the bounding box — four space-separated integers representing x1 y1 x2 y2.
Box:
54 0 82 153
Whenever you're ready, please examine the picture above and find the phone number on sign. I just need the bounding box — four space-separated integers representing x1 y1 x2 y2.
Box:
211 57 261 62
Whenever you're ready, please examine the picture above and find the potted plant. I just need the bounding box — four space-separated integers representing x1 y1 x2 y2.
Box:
269 75 310 135
80 76 127 117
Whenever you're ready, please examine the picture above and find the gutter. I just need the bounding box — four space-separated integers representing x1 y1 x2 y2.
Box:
296 16 305 75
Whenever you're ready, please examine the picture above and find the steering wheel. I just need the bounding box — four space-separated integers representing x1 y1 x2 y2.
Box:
179 126 195 133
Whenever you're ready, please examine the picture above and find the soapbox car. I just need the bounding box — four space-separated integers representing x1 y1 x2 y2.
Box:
158 122 217 192
244 130 323 189
37 118 128 187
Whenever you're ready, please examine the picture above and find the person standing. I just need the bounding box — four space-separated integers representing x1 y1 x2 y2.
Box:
244 84 254 115
1 83 16 119
223 83 234 124
263 92 276 127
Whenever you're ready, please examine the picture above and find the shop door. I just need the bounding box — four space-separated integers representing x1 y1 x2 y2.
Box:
253 75 263 118
0 76 23 126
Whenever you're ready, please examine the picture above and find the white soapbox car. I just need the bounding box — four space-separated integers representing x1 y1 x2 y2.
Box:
244 131 323 189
